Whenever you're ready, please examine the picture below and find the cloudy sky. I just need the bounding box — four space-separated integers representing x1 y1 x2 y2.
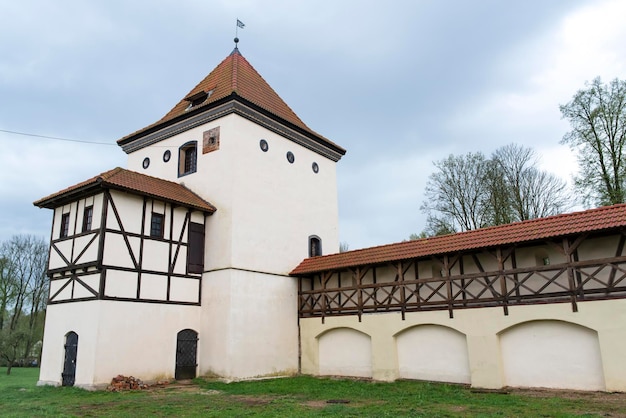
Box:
1 0 626 250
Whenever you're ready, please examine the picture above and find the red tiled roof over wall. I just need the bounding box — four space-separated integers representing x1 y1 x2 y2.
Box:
291 204 626 275
34 167 216 213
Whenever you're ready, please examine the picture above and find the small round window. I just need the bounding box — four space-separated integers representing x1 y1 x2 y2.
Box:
163 150 171 162
142 157 150 169
286 151 295 164
259 139 269 152
312 162 319 173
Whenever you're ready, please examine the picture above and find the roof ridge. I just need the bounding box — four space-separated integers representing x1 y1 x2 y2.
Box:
231 48 239 93
34 167 216 213
292 203 626 275
98 166 124 181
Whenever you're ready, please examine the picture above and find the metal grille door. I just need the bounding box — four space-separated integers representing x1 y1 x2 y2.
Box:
62 332 78 386
175 329 198 380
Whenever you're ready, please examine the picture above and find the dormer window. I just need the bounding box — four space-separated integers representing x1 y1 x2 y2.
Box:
179 141 197 177
184 89 213 111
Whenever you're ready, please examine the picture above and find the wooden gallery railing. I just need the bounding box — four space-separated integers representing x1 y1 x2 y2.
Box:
298 247 626 321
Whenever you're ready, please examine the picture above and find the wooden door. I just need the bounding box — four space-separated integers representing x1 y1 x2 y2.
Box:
62 332 78 386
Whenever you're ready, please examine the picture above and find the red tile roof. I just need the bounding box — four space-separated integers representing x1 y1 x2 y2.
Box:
33 167 216 213
118 48 345 154
291 204 626 275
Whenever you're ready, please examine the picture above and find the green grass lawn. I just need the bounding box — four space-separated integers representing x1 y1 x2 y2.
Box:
1 367 624 417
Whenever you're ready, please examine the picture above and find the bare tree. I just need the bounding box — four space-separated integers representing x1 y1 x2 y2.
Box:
421 145 573 236
0 256 16 331
421 152 492 233
560 77 626 206
492 144 570 221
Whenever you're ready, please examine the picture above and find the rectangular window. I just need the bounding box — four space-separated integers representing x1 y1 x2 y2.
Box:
82 206 93 232
187 222 205 274
184 147 197 173
60 213 70 238
150 213 164 238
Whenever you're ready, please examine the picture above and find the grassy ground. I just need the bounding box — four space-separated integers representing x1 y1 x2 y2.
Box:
1 367 625 417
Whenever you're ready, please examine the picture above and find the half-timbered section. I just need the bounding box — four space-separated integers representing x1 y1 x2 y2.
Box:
293 204 626 392
35 167 215 305
35 168 215 388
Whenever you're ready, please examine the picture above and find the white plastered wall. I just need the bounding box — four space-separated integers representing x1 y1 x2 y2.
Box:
199 268 298 379
125 112 340 379
38 300 201 389
300 299 626 391
499 320 605 390
126 113 340 274
318 328 372 378
396 325 470 384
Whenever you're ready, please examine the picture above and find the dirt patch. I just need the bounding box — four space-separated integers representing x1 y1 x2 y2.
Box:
508 387 626 418
303 400 328 409
144 381 223 395
511 387 626 403
231 395 271 406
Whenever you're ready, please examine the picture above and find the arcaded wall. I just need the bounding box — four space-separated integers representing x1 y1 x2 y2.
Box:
300 298 626 391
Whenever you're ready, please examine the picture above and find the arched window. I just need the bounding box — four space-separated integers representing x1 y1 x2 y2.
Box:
309 235 322 257
179 141 197 177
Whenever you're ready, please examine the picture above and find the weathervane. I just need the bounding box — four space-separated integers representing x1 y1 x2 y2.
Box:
235 19 245 46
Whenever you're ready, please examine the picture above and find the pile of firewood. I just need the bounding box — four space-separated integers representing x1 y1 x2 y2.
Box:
107 375 149 391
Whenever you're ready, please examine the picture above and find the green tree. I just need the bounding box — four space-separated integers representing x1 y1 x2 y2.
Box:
560 77 626 206
0 327 28 375
0 235 48 374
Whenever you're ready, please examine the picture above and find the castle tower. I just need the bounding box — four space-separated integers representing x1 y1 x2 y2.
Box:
35 44 345 388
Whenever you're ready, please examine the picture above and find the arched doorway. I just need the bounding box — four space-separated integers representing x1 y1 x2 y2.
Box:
62 331 78 386
175 329 198 380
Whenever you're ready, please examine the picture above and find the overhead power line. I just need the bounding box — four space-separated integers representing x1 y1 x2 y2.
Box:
0 129 115 146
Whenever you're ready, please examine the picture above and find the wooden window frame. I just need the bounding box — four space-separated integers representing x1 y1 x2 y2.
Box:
178 141 198 177
60 213 70 238
150 212 165 238
82 205 93 233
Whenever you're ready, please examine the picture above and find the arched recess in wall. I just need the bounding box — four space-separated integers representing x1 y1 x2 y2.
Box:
499 320 605 391
395 324 470 384
317 328 372 378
